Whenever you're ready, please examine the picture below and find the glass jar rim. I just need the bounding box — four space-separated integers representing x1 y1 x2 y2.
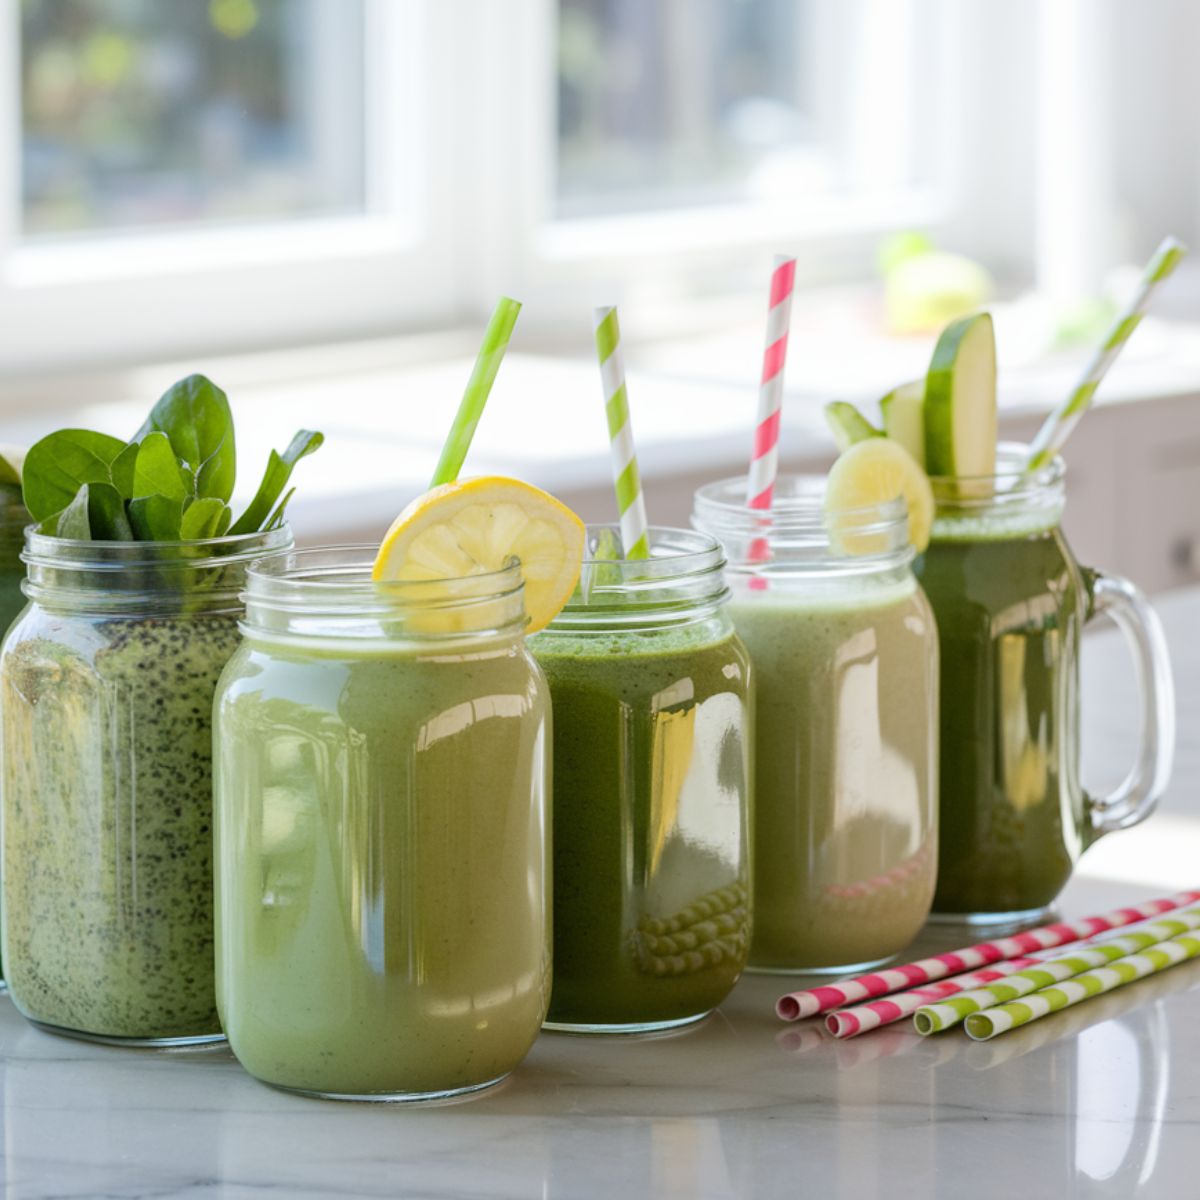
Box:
242 546 529 645
23 524 292 570
245 545 525 608
692 475 913 572
926 443 1065 506
693 474 908 528
548 525 729 630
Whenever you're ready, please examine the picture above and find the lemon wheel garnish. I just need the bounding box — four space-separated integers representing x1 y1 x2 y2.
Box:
824 438 934 554
373 476 586 633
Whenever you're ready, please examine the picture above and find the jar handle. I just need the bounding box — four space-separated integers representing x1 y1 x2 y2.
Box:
1084 571 1175 842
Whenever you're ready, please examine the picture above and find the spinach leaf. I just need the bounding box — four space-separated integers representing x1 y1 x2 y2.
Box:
53 485 93 540
229 430 323 535
136 374 236 502
88 482 134 540
133 432 190 501
129 495 185 541
110 442 141 498
22 430 127 521
180 497 230 541
263 487 295 532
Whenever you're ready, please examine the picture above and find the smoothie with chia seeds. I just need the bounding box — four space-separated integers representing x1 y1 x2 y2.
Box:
0 373 318 1041
3 607 249 1038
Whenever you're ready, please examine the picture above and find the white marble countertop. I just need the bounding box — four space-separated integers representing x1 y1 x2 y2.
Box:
1 592 1197 1199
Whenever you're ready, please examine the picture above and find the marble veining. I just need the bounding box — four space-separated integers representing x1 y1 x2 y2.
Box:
1 590 1198 1200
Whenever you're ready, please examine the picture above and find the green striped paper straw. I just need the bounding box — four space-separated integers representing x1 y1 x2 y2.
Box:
431 296 522 487
915 906 1200 1034
1026 236 1187 472
594 306 649 559
964 930 1200 1041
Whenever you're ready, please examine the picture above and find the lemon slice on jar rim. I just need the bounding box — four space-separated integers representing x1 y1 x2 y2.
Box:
823 438 934 555
373 476 586 634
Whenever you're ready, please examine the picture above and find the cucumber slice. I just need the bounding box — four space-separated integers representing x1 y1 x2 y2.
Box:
879 381 926 468
0 443 26 487
824 401 882 452
923 312 998 477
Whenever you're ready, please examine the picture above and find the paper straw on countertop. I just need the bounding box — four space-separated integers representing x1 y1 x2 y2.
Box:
915 906 1200 1034
594 306 649 559
1026 236 1187 473
824 956 1044 1039
774 888 1200 1021
912 907 1200 1032
430 297 522 487
965 931 1200 1041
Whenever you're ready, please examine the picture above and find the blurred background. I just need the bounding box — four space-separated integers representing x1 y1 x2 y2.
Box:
1 0 1199 587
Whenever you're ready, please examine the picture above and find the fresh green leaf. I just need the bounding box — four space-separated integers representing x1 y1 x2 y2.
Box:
263 487 295 532
133 432 190 501
87 482 134 540
22 430 127 521
110 441 140 498
136 374 236 502
229 429 323 535
129 495 184 541
54 485 93 540
180 497 230 541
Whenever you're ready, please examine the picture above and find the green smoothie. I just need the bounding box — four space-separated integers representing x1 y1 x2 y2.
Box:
915 515 1088 917
531 622 751 1031
0 491 27 985
215 635 550 1098
2 611 241 1038
729 576 937 971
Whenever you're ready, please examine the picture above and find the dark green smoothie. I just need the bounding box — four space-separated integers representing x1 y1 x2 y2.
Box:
532 619 752 1031
915 516 1088 918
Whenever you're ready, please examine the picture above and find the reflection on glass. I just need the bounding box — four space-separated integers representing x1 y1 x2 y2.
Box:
20 0 366 235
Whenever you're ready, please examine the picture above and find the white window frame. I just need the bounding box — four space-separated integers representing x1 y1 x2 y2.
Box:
0 0 457 373
0 0 1032 374
468 0 970 327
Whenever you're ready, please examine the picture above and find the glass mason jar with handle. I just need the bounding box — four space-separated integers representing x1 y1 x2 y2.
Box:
693 478 939 974
530 527 752 1033
0 526 291 1044
915 445 1174 925
214 548 550 1101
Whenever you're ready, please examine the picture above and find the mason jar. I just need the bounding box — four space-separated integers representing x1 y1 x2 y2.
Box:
530 526 752 1034
0 526 291 1044
214 548 550 1101
693 477 939 973
915 444 1174 925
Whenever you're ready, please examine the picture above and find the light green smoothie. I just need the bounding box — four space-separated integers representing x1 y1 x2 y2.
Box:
729 575 938 971
215 632 550 1098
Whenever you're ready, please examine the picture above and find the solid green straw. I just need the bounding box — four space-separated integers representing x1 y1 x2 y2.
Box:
430 296 522 487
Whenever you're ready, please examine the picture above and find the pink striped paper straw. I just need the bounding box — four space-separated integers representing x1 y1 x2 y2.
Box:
775 888 1200 1022
745 255 796 576
746 254 796 512
824 956 1043 1039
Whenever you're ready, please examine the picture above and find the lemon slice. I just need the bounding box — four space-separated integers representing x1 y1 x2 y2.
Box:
824 438 935 554
373 476 585 633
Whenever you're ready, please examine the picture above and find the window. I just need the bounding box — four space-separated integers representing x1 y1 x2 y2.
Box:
556 0 943 220
0 0 1029 375
20 0 367 237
